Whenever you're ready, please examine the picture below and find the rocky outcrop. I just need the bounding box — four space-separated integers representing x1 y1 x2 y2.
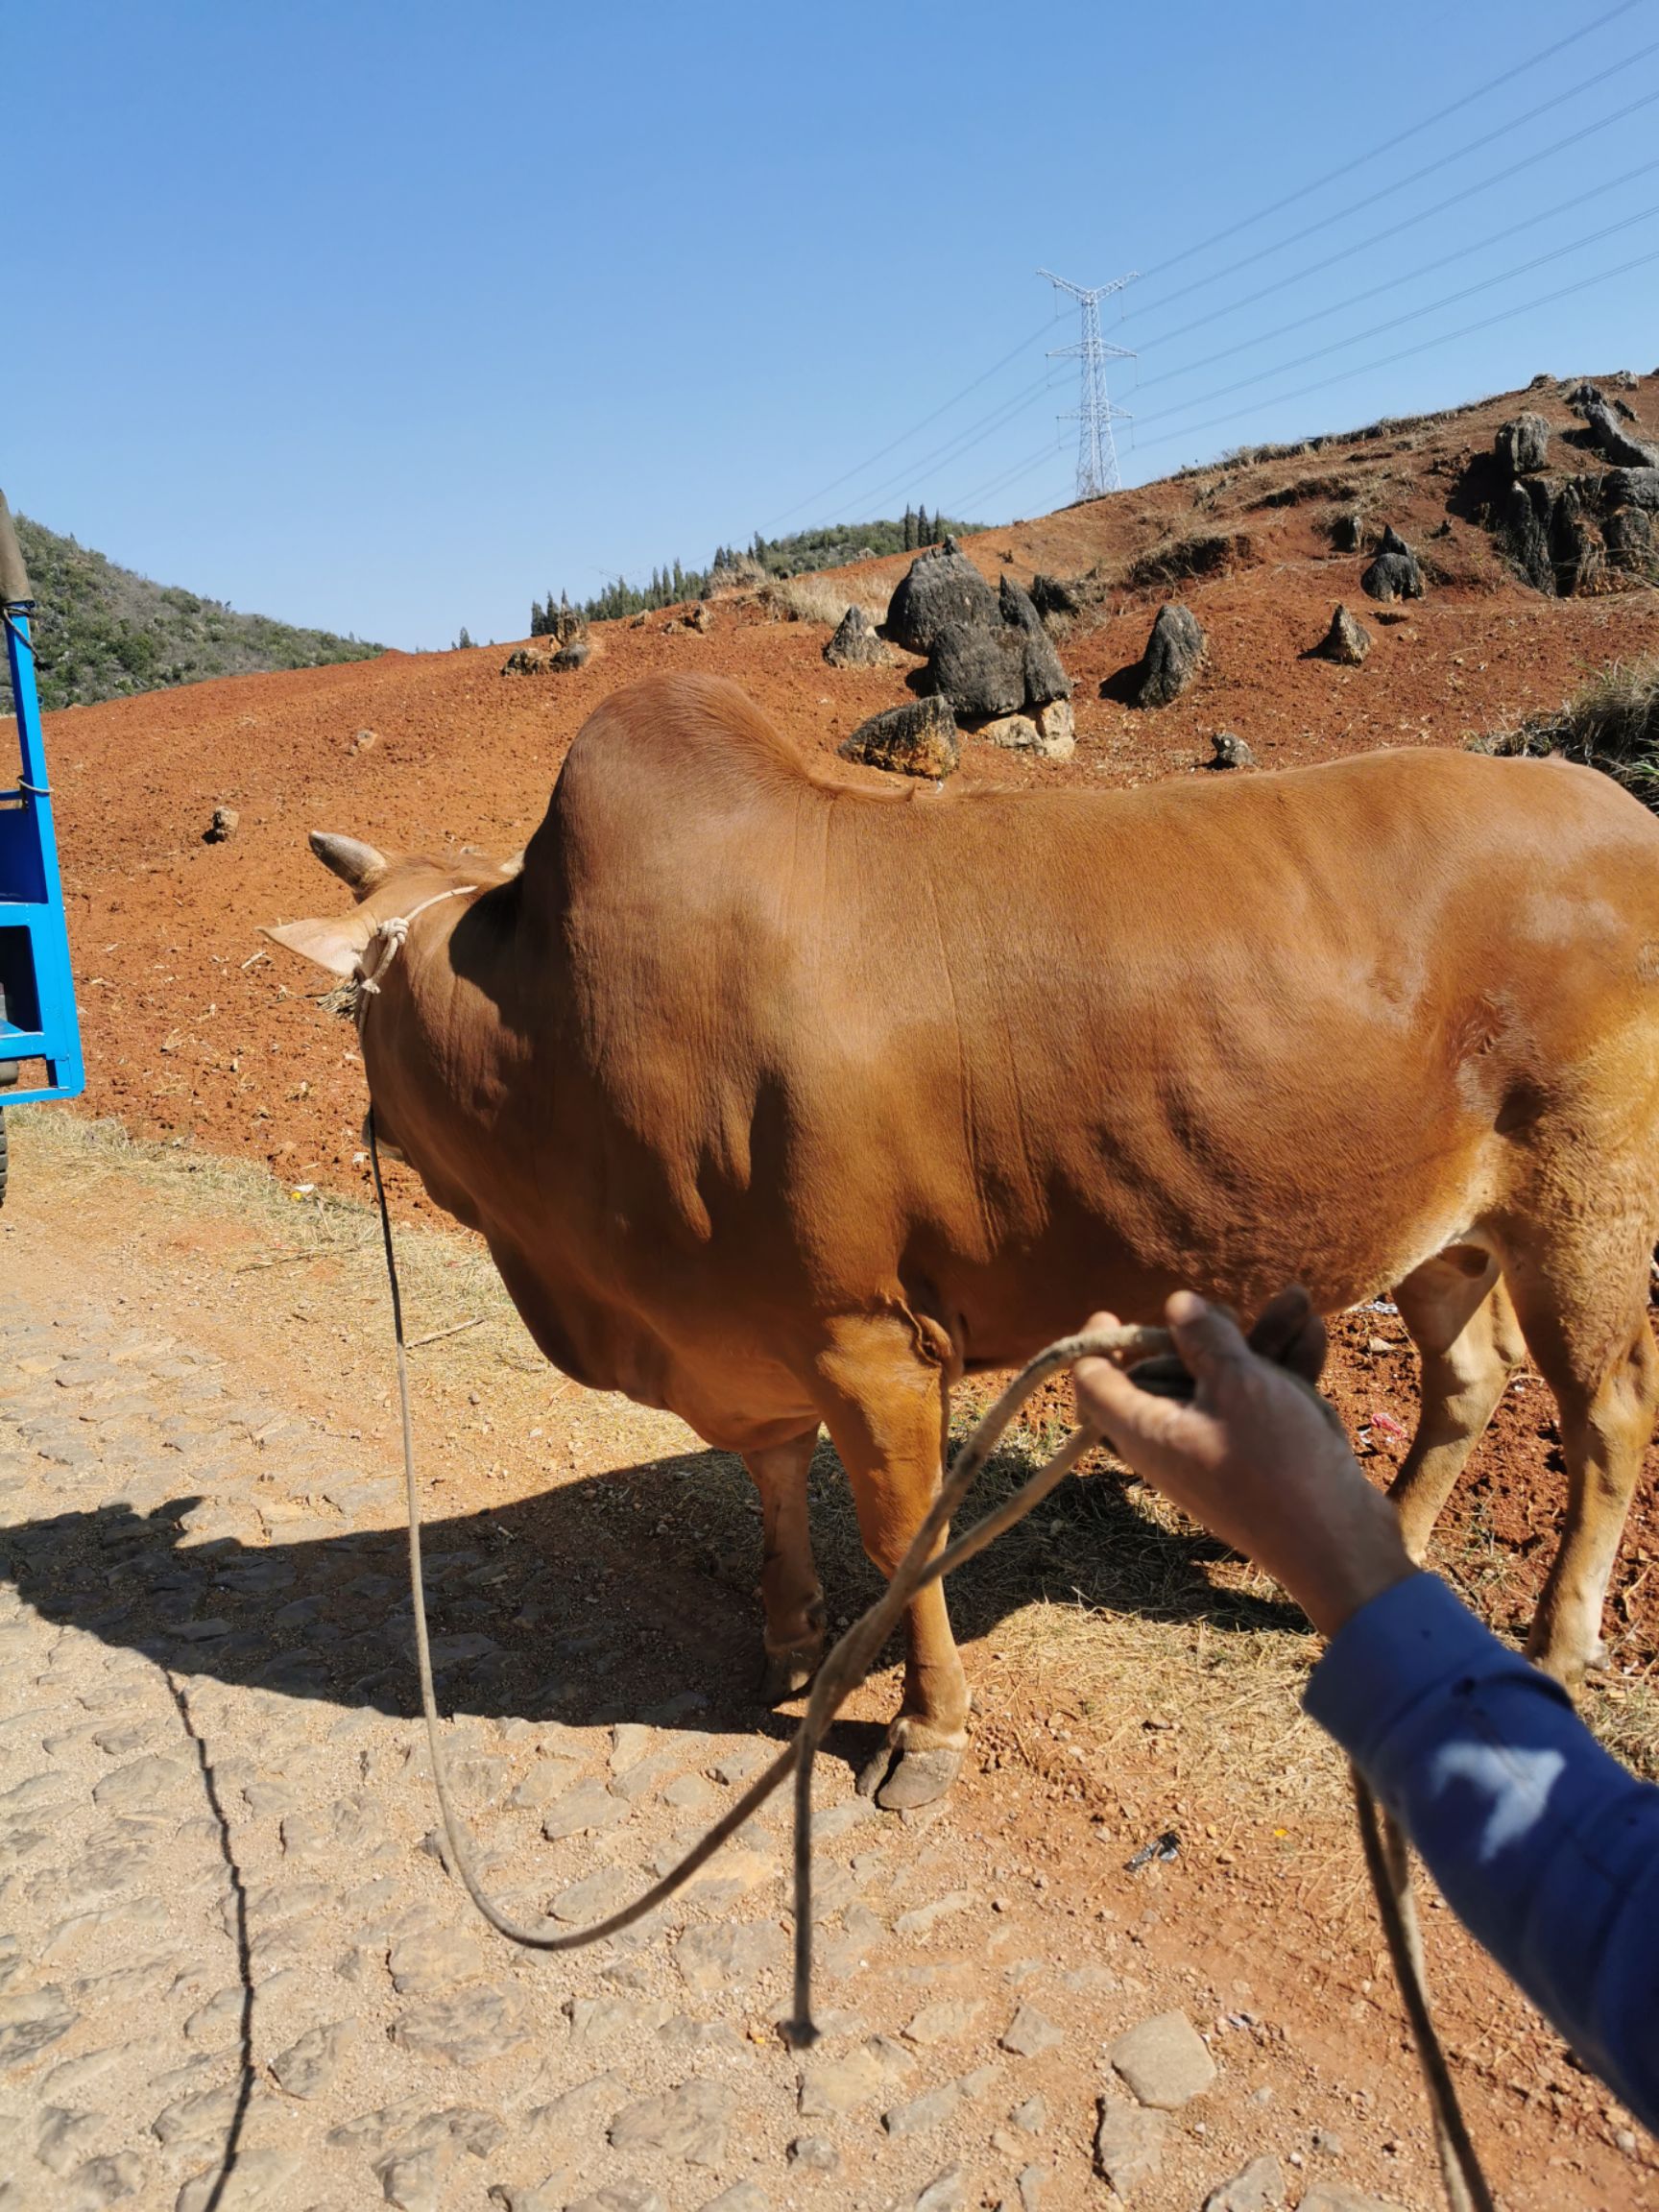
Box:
1495 413 1551 475
1313 604 1371 665
981 700 1077 760
998 576 1072 706
882 538 999 655
1359 526 1423 602
838 696 959 780
1605 467 1659 511
1126 603 1206 709
1549 482 1605 597
823 605 892 668
1501 478 1556 593
1605 504 1655 570
920 572 1074 728
1579 398 1659 470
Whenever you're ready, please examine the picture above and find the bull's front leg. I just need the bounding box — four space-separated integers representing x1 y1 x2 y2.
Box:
742 1431 828 1702
814 1312 969 1812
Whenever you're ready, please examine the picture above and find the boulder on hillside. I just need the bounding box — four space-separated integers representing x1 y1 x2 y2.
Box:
925 621 1027 720
1027 570 1105 632
1579 398 1659 470
1495 412 1551 476
1605 504 1655 569
1501 478 1555 593
1605 467 1659 512
1359 525 1423 603
838 695 959 780
882 537 1000 655
1549 482 1605 597
998 576 1072 706
1207 731 1256 771
1313 604 1371 665
823 604 892 669
1329 511 1362 553
1124 603 1206 709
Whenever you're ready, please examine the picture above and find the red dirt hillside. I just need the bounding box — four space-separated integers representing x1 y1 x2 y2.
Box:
44 370 1659 1195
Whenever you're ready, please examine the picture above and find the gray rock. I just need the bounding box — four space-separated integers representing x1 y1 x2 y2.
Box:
824 605 893 668
523 2069 626 2141
541 1780 629 1840
487 2179 572 2212
883 2080 960 2136
1094 2097 1168 2194
1017 2166 1046 2212
378 2144 447 2212
1208 731 1257 771
91 1753 192 1816
700 2187 769 2212
1606 467 1659 511
68 2152 147 2206
271 2018 353 2097
567 2184 665 2212
1132 603 1206 708
1606 504 1655 565
839 697 960 781
176 2146 301 2210
998 2003 1061 2057
788 2134 839 2170
389 1927 485 1993
1012 2094 1046 2131
1495 413 1551 475
509 1757 582 1809
36 2104 105 2175
798 2035 910 2117
390 1981 532 2065
884 541 1000 654
1314 604 1371 665
152 2081 239 2146
893 1889 974 1937
1501 476 1556 592
610 2077 736 2166
1108 2010 1216 2108
926 620 1029 719
1359 526 1423 603
999 576 1073 706
914 2168 967 2212
1330 511 1362 553
1204 2153 1287 2210
1579 397 1659 469
0 1984 78 2071
548 1864 639 1923
904 1997 981 2046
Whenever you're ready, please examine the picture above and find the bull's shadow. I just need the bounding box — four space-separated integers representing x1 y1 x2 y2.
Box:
0 1438 1304 1760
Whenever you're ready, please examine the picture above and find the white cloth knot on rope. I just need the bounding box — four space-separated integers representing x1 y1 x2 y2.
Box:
355 886 477 998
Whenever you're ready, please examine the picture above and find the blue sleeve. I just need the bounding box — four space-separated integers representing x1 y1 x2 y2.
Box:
1304 1571 1659 2134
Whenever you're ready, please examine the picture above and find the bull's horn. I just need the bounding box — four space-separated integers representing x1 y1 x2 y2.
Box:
309 830 389 892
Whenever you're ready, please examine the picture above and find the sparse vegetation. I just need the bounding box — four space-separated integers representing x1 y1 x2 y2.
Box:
536 514 978 633
1479 658 1659 796
2 515 382 712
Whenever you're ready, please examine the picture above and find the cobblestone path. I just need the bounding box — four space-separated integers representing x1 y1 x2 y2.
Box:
0 1212 1493 2212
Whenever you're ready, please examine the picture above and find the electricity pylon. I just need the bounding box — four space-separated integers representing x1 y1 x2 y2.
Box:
1039 268 1139 500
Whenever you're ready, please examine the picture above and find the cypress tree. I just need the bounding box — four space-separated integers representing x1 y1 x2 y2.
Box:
903 505 916 550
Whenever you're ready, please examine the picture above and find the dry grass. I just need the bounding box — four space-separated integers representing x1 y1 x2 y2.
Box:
756 569 893 630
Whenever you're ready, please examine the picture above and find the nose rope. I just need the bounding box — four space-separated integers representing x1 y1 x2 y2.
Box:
355 885 479 998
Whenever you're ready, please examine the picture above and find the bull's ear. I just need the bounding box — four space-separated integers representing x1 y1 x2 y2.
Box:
261 910 376 977
309 830 388 892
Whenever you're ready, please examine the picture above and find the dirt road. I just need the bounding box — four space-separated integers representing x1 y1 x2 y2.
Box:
0 1117 1650 2210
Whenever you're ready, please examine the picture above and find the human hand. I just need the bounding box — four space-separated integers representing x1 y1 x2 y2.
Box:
1072 1287 1414 1636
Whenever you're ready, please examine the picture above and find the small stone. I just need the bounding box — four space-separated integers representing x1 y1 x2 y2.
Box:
487 2179 572 2212
1313 604 1370 666
700 2188 768 2212
894 1889 974 1938
524 2069 625 2141
998 2004 1061 2057
92 1754 192 1817
979 712 1042 752
378 2143 448 2212
509 1757 582 1809
67 2151 146 2205
204 807 239 843
1204 2153 1287 2211
1359 525 1423 603
1017 2166 1046 2212
674 1918 786 1994
176 2146 301 2210
1311 2128 1344 2155
390 1982 532 2066
549 1864 639 1924
541 1780 629 1840
1012 2094 1046 2132
612 1721 656 1767
788 2134 839 2171
913 2168 967 2212
839 697 960 781
799 2036 910 2118
1296 2190 1411 2212
1094 2097 1168 2195
884 2080 960 2136
609 2077 736 2167
1108 2009 1216 2108
566 2184 665 2212
1034 697 1077 758
1130 602 1206 708
1207 730 1256 771
0 1984 79 2070
824 605 893 668
152 2082 239 2146
904 1998 981 2045
661 1771 718 1814
271 2018 353 2097
389 1927 485 1993
1495 413 1551 474
36 2105 105 2175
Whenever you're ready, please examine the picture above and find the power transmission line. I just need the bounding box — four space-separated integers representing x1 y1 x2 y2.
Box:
1126 33 1659 322
1132 152 1659 394
1137 0 1644 284
816 363 1064 525
1130 199 1659 432
1040 270 1139 497
1133 79 1659 355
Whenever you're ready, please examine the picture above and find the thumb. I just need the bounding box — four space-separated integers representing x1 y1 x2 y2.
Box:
1165 1290 1253 1388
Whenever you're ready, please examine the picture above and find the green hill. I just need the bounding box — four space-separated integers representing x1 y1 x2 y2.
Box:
2 515 382 712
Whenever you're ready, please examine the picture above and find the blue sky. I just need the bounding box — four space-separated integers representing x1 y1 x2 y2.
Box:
6 0 1658 649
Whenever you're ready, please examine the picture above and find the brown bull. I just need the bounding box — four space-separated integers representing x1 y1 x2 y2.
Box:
268 671 1659 1808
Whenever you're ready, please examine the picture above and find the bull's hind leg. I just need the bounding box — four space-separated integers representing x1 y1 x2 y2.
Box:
1390 1251 1527 1561
1503 1239 1659 1688
743 1430 828 1703
814 1312 968 1812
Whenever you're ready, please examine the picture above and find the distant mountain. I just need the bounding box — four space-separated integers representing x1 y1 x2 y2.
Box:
2 515 382 712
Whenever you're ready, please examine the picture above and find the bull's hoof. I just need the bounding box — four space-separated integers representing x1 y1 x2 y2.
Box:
759 1647 820 1705
855 1740 962 1812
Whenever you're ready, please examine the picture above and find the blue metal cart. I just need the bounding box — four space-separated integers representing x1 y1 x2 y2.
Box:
0 490 84 1200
